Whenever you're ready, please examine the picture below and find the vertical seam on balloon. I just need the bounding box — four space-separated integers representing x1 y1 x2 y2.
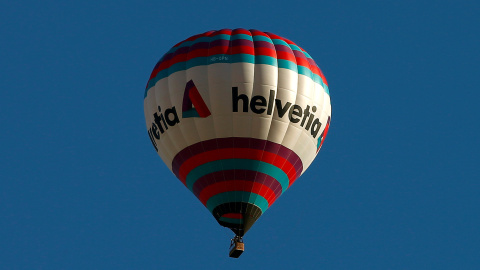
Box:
258 32 279 212
283 40 310 188
266 34 303 192
164 57 187 180
154 79 177 168
171 33 207 186
204 30 228 221
262 32 291 206
145 83 171 165
286 40 313 180
260 32 286 214
182 35 197 187
251 29 277 219
302 49 324 155
261 33 286 205
222 28 238 232
230 29 244 235
248 29 264 220
184 30 214 193
298 47 324 172
235 29 254 232
182 33 202 188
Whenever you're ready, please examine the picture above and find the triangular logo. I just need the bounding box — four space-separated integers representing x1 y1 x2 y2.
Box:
182 80 211 118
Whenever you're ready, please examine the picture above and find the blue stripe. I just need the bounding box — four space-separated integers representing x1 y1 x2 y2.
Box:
185 159 290 194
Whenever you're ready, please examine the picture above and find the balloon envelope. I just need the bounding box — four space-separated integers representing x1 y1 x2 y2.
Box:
144 29 331 236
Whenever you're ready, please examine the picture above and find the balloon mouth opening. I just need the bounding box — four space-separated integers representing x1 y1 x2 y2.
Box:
219 213 244 224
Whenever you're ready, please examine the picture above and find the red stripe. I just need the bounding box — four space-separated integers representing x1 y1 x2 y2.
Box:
169 52 188 67
309 64 320 75
250 29 269 38
233 29 251 36
282 38 295 45
211 29 232 36
158 58 171 71
188 86 211 117
265 32 283 40
276 51 296 62
296 57 311 69
222 213 243 219
187 48 209 60
198 180 276 206
178 148 298 186
148 30 329 88
208 45 231 56
178 31 214 46
254 47 276 58
232 45 254 55
320 73 328 86
150 32 213 79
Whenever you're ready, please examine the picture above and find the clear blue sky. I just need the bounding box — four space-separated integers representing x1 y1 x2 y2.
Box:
1 1 479 269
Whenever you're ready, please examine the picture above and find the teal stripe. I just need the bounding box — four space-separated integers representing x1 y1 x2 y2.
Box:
182 109 199 118
231 54 255 63
303 51 313 59
255 55 277 66
175 36 211 50
145 69 167 93
186 57 208 69
168 61 186 75
288 44 303 52
210 34 231 42
144 54 330 98
298 65 313 78
219 217 244 224
252 35 273 43
324 85 330 95
278 59 297 71
144 55 329 98
185 159 290 193
271 38 289 46
206 191 269 213
161 36 213 58
231 34 253 41
145 53 330 98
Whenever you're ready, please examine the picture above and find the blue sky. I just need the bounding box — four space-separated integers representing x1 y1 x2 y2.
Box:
1 1 479 269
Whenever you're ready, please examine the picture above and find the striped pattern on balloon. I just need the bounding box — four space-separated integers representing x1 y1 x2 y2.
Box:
144 29 331 236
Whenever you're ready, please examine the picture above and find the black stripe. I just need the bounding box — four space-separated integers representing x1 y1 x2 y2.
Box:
212 202 262 236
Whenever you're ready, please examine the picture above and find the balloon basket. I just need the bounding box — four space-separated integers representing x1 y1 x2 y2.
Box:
229 236 244 258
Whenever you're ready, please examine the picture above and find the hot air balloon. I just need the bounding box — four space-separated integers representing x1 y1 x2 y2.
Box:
144 29 331 257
